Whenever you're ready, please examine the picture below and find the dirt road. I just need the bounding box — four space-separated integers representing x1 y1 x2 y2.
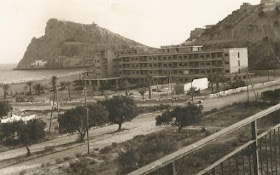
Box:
0 112 165 175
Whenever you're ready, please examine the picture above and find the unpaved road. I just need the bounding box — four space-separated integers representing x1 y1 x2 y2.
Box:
0 112 165 175
2 81 280 174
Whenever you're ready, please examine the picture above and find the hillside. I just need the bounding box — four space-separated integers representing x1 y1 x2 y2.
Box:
187 4 280 70
17 19 146 69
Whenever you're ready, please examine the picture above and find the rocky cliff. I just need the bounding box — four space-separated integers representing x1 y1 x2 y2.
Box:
17 19 146 69
185 3 280 70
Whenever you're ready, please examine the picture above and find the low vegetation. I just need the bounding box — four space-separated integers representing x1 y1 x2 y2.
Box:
0 101 12 119
156 104 203 132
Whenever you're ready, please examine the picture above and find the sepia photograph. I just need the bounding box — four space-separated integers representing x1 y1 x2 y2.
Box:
1 0 280 174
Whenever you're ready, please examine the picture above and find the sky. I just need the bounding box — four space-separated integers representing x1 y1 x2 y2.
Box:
0 0 260 64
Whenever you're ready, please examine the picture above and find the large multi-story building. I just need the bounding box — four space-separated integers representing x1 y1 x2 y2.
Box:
82 46 248 88
118 46 248 84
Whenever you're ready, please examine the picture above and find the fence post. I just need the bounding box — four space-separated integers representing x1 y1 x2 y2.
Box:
167 161 176 175
251 120 260 175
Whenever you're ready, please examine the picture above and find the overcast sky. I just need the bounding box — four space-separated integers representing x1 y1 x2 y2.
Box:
0 0 260 64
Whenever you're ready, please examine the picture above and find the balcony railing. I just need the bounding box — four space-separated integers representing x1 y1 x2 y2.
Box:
128 103 280 175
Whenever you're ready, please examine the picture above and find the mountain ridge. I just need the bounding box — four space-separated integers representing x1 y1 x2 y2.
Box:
17 18 147 69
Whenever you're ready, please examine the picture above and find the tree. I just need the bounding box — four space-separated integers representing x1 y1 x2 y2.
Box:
58 104 109 142
120 79 130 96
208 74 214 94
0 101 12 119
100 81 109 95
100 96 138 131
51 76 58 92
33 83 44 95
138 88 147 100
174 85 184 99
49 76 58 133
187 87 198 99
59 81 67 90
26 81 33 95
1 83 10 99
156 104 203 132
0 119 46 156
18 119 46 156
65 81 72 102
145 74 154 99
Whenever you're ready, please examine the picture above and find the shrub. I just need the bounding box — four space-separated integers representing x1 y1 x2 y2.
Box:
69 158 97 175
100 145 113 154
258 11 265 17
75 153 82 158
55 158 64 164
117 134 177 175
64 157 71 161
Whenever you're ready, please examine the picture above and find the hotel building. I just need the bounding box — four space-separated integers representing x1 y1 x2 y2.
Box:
82 46 248 87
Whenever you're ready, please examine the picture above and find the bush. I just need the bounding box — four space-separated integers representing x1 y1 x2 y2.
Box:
55 158 64 164
258 11 265 17
75 153 82 158
117 134 177 175
100 145 113 154
69 158 97 175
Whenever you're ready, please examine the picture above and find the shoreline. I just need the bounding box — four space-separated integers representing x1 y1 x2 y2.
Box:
0 73 81 97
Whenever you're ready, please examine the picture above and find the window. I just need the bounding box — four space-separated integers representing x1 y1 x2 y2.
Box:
238 60 240 66
200 55 205 58
225 62 229 65
239 69 241 74
238 53 240 58
224 53 229 56
225 70 230 73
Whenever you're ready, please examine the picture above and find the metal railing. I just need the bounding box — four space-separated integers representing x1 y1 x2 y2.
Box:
128 103 280 175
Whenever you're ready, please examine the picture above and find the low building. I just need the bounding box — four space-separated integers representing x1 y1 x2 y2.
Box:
30 60 47 67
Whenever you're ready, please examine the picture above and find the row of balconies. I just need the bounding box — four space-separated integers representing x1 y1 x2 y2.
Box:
120 53 225 62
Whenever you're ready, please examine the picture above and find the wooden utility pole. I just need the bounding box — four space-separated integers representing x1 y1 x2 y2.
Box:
83 87 90 155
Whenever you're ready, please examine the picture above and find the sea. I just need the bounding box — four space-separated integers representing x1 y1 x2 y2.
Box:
0 64 86 84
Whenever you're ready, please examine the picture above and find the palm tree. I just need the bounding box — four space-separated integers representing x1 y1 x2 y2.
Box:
49 76 58 133
138 88 147 100
145 74 154 99
65 81 72 102
33 83 44 95
59 81 66 90
51 76 58 92
26 81 33 95
1 83 10 99
121 79 130 96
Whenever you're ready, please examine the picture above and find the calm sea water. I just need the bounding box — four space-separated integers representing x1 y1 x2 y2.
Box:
0 64 86 84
